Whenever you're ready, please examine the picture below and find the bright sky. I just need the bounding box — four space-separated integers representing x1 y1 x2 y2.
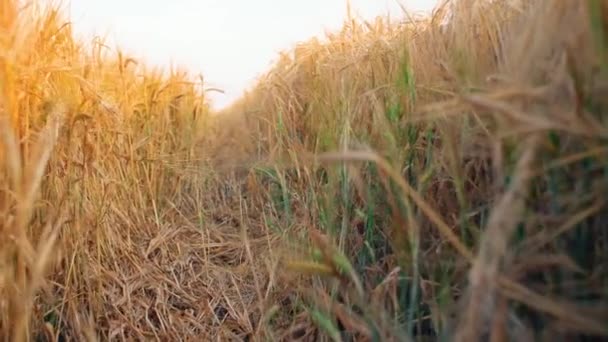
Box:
63 0 440 109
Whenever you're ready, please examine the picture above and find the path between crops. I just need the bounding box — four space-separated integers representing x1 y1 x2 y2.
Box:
98 114 286 340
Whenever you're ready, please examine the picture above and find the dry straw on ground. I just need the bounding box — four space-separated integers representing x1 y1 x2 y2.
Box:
1 0 608 341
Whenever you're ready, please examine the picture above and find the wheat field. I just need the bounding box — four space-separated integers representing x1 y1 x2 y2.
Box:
1 0 608 340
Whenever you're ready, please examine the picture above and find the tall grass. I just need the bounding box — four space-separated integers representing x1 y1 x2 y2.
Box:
2 0 608 340
0 1 274 340
217 0 608 340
